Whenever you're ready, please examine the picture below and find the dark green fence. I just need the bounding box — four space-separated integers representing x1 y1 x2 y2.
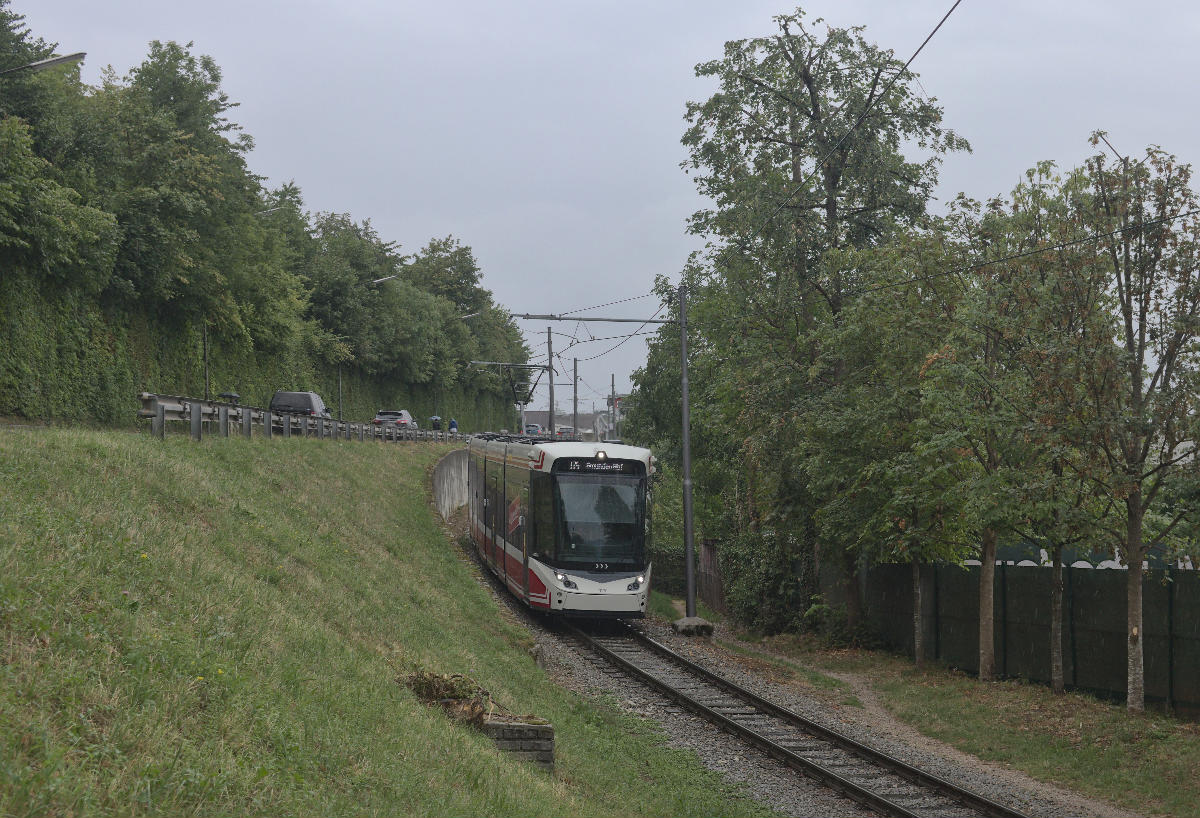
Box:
865 564 1200 712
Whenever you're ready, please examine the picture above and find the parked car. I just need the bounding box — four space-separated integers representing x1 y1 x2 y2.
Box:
556 425 575 438
524 423 542 435
373 409 415 427
269 390 331 418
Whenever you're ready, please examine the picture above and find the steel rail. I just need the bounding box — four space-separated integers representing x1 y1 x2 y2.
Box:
624 625 1031 818
567 622 918 817
568 622 1032 818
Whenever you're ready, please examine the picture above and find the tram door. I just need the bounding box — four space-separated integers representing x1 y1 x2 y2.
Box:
501 449 526 596
485 447 502 573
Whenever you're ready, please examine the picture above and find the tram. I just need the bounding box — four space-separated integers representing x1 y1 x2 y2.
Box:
467 434 653 617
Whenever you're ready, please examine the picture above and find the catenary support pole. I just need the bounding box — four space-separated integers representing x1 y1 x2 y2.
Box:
547 327 555 437
573 358 579 439
680 283 697 618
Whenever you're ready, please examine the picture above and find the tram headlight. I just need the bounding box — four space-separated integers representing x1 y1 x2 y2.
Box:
555 572 577 590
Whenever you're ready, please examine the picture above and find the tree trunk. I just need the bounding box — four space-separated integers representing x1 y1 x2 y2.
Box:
912 558 924 670
978 528 997 681
840 546 862 633
1050 544 1065 694
1126 492 1146 712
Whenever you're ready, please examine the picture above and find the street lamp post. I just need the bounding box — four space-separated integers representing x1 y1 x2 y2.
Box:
0 52 86 76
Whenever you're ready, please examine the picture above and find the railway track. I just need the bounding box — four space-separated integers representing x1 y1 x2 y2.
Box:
566 621 1032 818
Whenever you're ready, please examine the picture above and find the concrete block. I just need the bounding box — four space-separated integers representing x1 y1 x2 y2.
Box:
671 616 714 636
481 718 554 771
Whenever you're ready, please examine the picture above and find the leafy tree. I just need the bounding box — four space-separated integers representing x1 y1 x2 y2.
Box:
0 0 54 121
665 8 967 629
1048 138 1200 712
0 116 117 288
405 236 489 316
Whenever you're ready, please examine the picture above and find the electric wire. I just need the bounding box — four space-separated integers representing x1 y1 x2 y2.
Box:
576 303 668 362
559 292 657 316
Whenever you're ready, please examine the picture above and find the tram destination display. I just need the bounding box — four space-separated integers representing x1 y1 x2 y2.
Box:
554 457 644 475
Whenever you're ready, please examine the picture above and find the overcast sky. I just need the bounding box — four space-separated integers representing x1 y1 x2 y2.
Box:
19 0 1200 413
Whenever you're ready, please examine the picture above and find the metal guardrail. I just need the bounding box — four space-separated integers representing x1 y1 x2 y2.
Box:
138 393 468 444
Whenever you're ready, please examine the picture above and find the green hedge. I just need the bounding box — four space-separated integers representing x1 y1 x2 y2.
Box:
0 271 513 431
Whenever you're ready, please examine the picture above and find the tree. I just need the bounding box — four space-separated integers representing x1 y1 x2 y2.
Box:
988 163 1109 694
1056 138 1200 712
671 8 967 630
0 116 117 288
405 236 489 316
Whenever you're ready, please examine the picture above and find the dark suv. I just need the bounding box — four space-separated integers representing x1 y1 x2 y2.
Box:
268 390 331 418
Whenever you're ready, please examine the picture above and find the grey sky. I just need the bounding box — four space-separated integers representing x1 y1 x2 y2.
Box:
20 0 1200 413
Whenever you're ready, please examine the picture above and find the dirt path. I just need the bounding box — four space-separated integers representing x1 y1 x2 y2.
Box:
689 627 1141 818
816 667 1139 818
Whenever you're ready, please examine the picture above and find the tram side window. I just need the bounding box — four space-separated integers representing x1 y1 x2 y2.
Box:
530 471 553 560
503 466 527 549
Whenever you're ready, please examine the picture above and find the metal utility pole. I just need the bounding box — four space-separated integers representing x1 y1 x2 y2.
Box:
679 284 697 618
202 321 210 401
547 327 555 436
610 375 616 440
573 358 579 439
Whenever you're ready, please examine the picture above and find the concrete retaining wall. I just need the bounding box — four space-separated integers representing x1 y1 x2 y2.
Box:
433 447 469 521
481 719 554 771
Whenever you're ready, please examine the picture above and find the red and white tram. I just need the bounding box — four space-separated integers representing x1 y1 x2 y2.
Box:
467 434 653 617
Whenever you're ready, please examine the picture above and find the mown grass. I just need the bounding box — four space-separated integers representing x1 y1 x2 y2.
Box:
731 631 1200 817
0 429 769 817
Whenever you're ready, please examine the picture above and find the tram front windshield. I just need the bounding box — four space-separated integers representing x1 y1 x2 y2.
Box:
553 474 645 568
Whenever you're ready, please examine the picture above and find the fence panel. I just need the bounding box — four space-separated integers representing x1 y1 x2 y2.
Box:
865 562 1200 712
935 565 978 672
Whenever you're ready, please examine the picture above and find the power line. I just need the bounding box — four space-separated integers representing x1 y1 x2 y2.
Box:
560 292 657 316
577 303 668 362
558 331 658 354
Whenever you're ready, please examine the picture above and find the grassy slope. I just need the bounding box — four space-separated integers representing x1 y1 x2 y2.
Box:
0 429 767 817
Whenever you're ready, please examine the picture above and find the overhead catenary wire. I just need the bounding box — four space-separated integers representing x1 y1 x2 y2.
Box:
559 292 657 316
576 303 668 362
